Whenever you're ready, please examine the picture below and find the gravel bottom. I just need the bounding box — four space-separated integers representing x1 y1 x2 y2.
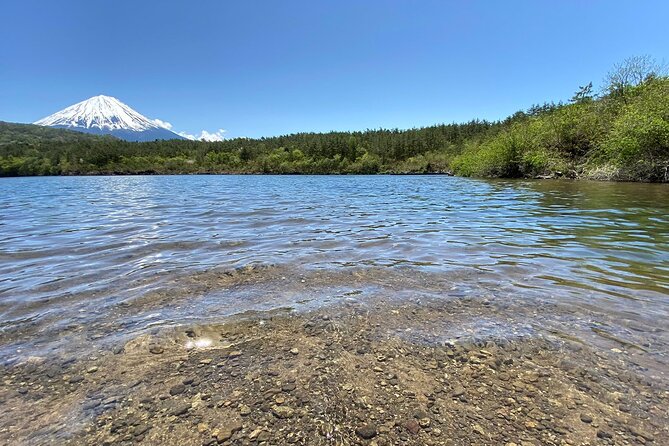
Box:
1 300 667 446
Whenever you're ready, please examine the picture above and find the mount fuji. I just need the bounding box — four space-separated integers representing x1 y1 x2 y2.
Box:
34 95 186 142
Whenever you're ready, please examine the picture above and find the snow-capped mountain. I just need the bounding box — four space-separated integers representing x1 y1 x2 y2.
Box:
34 95 185 142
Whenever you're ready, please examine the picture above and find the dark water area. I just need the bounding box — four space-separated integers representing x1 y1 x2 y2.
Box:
1 175 668 366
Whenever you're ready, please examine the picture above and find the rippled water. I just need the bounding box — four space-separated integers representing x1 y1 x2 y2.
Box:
1 175 668 361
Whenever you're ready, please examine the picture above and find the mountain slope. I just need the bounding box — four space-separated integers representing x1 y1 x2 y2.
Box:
34 95 185 142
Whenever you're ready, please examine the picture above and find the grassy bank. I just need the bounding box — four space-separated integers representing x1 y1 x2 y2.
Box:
2 58 668 181
453 73 669 182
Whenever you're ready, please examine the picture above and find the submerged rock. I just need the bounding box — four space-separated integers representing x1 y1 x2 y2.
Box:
170 403 191 416
355 424 377 439
149 345 164 354
169 384 186 396
579 413 593 423
271 405 294 419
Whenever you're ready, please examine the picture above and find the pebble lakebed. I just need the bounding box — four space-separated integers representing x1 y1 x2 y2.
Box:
1 272 667 446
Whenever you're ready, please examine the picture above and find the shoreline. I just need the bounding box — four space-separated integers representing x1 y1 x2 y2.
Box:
2 171 668 184
0 172 669 185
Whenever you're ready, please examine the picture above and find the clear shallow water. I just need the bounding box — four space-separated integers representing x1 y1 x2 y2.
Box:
1 175 668 360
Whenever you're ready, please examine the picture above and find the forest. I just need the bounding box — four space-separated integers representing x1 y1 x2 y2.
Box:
1 57 668 181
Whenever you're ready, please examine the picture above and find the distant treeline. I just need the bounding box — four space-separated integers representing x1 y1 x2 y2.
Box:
2 56 668 182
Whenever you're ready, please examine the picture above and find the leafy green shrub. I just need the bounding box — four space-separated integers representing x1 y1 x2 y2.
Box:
453 133 519 177
351 152 381 174
604 110 669 162
598 78 669 180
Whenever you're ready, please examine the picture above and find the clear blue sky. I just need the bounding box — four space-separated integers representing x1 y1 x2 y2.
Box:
1 0 668 139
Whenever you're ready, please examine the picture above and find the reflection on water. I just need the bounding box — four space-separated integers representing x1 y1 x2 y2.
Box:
0 175 668 359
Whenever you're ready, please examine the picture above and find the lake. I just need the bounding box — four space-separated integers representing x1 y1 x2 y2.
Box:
1 175 668 444
1 175 668 360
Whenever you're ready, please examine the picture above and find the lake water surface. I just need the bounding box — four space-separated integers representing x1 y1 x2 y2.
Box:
1 175 668 366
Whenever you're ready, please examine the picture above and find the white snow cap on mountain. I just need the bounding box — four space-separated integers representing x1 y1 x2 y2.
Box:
34 95 226 142
35 95 166 132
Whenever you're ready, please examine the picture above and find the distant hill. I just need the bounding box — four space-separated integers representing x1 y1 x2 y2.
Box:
0 121 115 146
